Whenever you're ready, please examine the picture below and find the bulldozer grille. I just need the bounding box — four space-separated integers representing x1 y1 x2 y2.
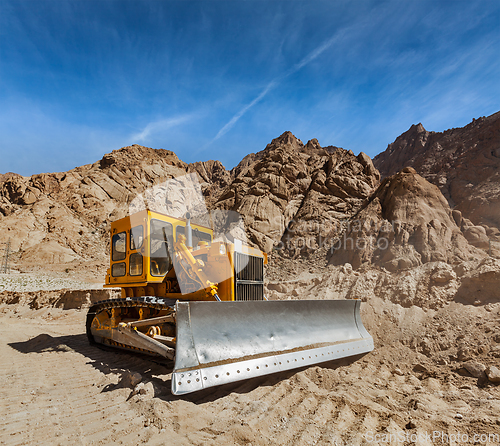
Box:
234 252 264 301
236 282 264 301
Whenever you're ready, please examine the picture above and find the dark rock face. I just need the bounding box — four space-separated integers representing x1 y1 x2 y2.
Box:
373 111 500 253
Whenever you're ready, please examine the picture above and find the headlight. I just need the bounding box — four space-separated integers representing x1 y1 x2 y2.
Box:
219 243 226 255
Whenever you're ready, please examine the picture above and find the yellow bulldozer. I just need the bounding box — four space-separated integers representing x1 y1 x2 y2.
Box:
86 208 373 395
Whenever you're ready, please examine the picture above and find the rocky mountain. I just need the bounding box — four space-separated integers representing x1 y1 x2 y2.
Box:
0 123 495 277
373 111 500 252
0 132 381 273
0 145 226 276
0 172 23 183
214 131 380 253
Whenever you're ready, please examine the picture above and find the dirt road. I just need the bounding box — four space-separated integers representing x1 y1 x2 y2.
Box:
1 299 500 446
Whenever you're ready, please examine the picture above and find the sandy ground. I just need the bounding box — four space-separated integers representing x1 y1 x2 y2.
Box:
1 292 500 446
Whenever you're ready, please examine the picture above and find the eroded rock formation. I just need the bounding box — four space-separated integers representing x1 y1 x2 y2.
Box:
327 167 484 271
214 132 380 253
374 111 500 253
0 145 224 272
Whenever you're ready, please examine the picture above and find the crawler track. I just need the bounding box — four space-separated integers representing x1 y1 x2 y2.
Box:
86 296 177 354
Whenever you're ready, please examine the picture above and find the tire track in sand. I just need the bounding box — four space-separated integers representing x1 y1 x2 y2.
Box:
0 314 156 446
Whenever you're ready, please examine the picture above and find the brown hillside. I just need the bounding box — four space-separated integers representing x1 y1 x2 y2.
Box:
328 167 484 271
214 131 380 253
0 145 228 277
373 111 500 251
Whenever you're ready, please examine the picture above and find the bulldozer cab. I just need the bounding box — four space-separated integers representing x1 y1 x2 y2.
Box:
106 209 213 287
104 209 267 302
149 219 173 276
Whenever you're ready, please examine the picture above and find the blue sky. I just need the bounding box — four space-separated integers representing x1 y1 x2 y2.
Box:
1 0 499 176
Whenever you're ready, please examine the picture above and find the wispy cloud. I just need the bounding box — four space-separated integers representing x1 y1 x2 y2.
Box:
131 114 195 142
287 34 340 74
208 33 342 145
212 81 277 141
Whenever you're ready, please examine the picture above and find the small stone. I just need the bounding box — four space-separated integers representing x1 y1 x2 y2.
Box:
486 366 500 383
455 413 463 420
341 263 353 274
457 347 472 362
413 363 430 374
408 375 421 386
431 267 456 283
393 368 404 376
130 381 161 399
119 371 142 389
130 382 147 397
406 419 417 429
462 361 486 379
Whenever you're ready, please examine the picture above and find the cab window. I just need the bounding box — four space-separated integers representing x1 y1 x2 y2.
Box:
112 262 126 277
129 252 143 276
130 225 143 250
176 225 184 241
150 220 173 276
176 226 212 247
112 232 126 261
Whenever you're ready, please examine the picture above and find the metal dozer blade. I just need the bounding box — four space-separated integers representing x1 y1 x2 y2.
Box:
172 299 373 395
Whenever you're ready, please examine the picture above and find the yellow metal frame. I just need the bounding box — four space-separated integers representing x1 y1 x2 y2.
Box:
105 210 213 286
104 209 267 302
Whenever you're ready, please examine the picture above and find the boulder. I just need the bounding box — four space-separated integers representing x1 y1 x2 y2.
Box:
486 366 500 384
461 361 486 379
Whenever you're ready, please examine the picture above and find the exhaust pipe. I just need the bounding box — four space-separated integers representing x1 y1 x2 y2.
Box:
185 212 193 249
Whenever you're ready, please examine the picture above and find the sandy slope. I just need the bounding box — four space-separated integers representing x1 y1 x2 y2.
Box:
1 293 500 446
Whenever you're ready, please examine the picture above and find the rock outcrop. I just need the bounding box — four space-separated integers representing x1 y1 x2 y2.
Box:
373 111 500 254
3 133 379 273
214 132 380 253
1 124 494 278
187 160 232 208
0 145 227 273
328 167 484 271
